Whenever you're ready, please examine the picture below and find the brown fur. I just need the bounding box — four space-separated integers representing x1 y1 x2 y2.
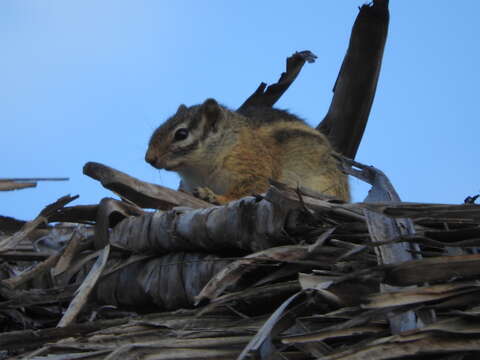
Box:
146 99 349 204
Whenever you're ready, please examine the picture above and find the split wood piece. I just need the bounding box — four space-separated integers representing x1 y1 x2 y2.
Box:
29 345 246 360
317 253 480 294
0 195 78 253
197 245 314 304
318 0 389 159
83 161 212 210
364 281 480 310
342 157 423 333
0 180 36 191
0 318 128 352
237 50 317 111
6 310 283 359
48 312 253 350
281 324 386 346
282 315 480 360
300 256 480 311
383 254 480 287
0 251 51 261
52 228 88 278
0 284 78 309
320 318 480 360
363 202 480 223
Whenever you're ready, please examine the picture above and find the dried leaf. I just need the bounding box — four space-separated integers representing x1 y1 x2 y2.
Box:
58 245 110 327
83 162 211 210
2 252 62 289
95 253 231 309
110 196 296 254
0 195 78 253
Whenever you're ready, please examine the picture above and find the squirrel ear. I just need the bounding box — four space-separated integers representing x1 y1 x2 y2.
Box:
201 98 222 130
176 104 188 115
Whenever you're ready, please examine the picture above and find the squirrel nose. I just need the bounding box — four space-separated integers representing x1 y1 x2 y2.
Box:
145 150 156 165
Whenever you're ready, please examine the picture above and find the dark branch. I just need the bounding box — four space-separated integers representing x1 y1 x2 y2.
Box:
318 0 389 159
237 51 317 111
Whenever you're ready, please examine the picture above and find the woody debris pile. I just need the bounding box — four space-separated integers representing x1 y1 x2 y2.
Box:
2 158 480 360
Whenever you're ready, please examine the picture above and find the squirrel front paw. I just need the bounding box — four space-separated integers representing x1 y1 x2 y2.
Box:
193 187 221 205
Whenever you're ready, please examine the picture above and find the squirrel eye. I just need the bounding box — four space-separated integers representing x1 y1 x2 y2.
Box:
174 128 189 141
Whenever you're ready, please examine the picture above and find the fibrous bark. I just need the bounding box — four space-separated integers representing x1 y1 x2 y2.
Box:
109 195 296 254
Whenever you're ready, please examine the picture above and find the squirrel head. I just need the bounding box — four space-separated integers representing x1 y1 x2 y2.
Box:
145 98 231 172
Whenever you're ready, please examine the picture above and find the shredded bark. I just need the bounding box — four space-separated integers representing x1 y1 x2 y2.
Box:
2 160 480 359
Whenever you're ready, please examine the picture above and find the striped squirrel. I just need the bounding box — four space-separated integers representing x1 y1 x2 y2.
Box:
145 99 349 204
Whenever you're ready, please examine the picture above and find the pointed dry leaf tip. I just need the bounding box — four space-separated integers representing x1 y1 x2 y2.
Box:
464 194 480 204
293 50 318 63
238 50 317 110
237 291 307 360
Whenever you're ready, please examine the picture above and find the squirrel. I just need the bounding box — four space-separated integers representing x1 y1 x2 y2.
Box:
145 98 349 204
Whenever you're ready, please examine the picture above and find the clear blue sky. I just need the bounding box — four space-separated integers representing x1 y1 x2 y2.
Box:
1 1 479 220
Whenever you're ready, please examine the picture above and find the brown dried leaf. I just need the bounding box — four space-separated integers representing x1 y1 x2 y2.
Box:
282 324 386 345
57 245 110 327
323 333 480 360
364 202 480 223
52 228 85 278
385 254 480 286
364 282 480 309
